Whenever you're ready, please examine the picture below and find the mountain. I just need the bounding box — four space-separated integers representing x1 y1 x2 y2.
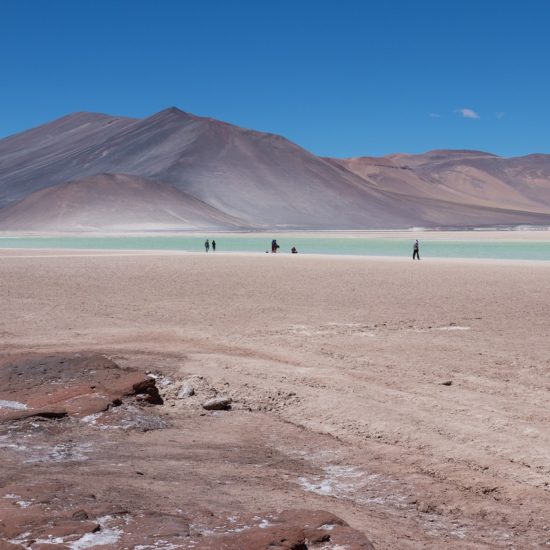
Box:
0 174 248 231
1 108 550 230
330 150 550 215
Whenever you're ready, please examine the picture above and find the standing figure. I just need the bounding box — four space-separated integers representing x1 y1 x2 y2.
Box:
271 239 280 253
212 240 216 252
413 239 420 260
205 239 210 253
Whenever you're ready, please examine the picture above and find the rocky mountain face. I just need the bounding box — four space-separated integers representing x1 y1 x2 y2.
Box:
1 108 550 230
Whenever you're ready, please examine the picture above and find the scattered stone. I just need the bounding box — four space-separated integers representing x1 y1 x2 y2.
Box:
92 404 169 431
71 509 90 521
202 396 232 411
131 378 164 405
177 383 195 399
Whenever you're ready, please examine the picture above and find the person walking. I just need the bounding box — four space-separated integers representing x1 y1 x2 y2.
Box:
413 239 420 260
205 239 210 253
212 240 216 252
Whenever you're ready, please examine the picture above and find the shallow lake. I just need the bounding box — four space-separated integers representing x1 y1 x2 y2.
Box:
2 234 550 261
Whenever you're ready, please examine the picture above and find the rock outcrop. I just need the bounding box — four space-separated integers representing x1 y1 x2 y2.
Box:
0 353 163 423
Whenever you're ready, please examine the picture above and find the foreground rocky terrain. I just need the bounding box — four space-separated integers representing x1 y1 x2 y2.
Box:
0 353 373 549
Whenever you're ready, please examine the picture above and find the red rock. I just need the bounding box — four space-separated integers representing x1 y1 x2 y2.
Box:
41 519 100 538
0 353 163 423
202 396 232 410
71 509 89 521
188 509 375 549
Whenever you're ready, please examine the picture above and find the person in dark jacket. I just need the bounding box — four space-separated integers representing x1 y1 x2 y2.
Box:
413 240 420 260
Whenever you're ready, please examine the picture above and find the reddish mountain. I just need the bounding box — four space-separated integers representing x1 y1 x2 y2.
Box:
331 150 550 214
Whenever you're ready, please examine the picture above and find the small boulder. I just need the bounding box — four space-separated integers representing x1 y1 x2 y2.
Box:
177 383 195 399
202 396 232 411
71 509 90 521
441 380 453 386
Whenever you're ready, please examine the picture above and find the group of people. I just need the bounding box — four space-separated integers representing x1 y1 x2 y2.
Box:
203 237 420 258
204 239 216 252
270 239 298 254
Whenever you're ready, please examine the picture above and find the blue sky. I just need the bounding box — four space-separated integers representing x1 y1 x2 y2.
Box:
1 0 549 157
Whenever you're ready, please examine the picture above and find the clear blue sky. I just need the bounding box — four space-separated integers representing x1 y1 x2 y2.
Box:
1 0 549 157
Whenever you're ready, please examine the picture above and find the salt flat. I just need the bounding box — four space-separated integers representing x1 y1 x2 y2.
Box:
1 250 549 548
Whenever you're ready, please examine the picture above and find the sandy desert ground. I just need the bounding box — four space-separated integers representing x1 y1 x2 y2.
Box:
1 249 550 549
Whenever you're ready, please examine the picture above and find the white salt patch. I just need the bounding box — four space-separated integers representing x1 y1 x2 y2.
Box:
32 535 66 544
228 526 249 533
69 515 122 549
81 413 102 425
0 435 26 451
298 462 406 508
16 500 31 508
437 326 471 331
9 531 32 545
258 518 270 529
299 477 334 495
0 400 27 410
23 442 92 463
148 373 172 387
3 493 19 499
135 543 180 550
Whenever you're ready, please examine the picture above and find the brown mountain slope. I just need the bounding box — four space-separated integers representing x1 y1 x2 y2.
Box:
0 108 437 229
0 174 249 231
331 150 550 215
0 112 137 204
1 109 550 229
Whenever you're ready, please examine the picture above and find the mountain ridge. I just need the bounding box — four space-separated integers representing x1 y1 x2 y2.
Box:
1 108 550 230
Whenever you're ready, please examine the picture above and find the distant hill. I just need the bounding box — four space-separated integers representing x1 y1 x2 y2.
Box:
0 174 248 231
1 108 550 230
329 150 550 215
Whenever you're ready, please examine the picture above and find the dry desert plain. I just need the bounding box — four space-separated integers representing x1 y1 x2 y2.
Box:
1 246 550 549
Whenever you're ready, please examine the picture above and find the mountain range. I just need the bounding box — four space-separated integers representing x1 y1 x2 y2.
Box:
1 107 550 230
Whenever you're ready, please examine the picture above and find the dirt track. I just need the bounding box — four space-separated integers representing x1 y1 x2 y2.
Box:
1 250 550 548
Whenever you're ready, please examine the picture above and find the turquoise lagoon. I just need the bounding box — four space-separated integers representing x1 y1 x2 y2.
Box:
1 234 550 261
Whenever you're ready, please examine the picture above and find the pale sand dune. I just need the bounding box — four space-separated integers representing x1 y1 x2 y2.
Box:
1 250 550 548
